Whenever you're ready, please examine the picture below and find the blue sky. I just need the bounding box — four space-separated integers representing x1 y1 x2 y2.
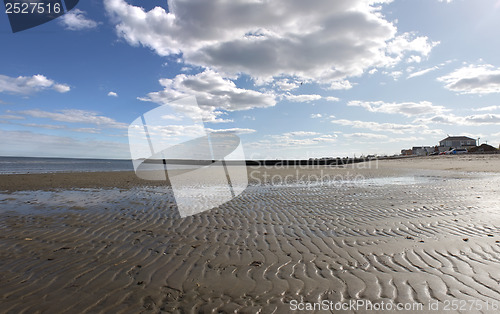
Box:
1 0 500 159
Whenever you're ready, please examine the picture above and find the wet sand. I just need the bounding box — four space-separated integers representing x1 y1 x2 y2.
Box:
1 155 500 313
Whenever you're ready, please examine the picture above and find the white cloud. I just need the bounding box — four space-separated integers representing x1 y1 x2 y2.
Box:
438 64 500 94
384 71 403 80
13 109 127 129
331 118 436 134
133 123 205 139
415 113 500 125
283 131 320 137
386 136 426 143
104 0 437 85
407 55 422 63
0 74 70 95
53 84 71 93
473 105 500 112
161 114 182 121
206 127 256 135
59 9 100 31
344 132 388 140
310 114 322 119
329 80 354 90
258 131 338 148
325 96 340 102
0 114 24 120
108 91 118 97
347 100 448 117
407 66 439 79
21 123 65 130
285 94 322 103
387 33 439 61
139 70 276 123
275 79 299 91
71 128 102 134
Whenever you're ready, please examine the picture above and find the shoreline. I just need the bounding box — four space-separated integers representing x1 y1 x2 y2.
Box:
1 154 499 193
1 156 500 312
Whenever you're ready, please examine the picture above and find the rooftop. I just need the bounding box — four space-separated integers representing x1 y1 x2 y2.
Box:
440 136 476 141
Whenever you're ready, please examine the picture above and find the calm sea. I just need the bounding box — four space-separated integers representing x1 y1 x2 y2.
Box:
0 157 134 174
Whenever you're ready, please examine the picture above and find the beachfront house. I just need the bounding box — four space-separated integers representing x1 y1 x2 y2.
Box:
439 136 477 152
401 149 413 156
412 146 433 156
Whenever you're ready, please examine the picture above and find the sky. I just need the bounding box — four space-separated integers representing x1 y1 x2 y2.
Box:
1 0 500 159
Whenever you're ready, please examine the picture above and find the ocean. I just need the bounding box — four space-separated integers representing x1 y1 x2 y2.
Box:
0 157 134 174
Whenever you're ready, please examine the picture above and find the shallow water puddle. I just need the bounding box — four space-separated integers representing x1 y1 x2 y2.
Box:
357 176 432 186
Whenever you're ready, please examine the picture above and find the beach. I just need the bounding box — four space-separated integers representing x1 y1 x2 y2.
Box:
1 155 500 313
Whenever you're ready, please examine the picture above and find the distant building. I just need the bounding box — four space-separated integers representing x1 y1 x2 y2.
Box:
401 149 413 156
439 136 477 152
412 146 433 156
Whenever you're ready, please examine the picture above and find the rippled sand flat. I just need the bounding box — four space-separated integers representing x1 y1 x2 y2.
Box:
1 160 500 313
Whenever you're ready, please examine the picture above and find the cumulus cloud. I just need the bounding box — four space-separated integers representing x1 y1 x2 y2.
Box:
438 64 500 94
53 84 71 93
0 74 70 95
329 80 354 90
59 9 100 31
347 100 448 117
104 0 437 85
12 109 127 129
387 33 439 60
108 91 118 97
138 70 276 123
310 114 323 119
275 79 299 91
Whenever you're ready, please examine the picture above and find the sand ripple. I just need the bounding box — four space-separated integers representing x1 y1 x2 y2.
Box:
1 174 500 313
